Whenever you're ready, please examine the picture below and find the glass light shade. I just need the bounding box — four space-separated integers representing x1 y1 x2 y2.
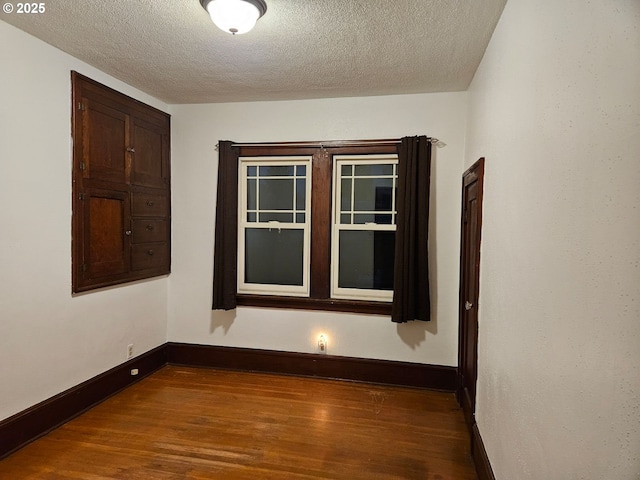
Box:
206 0 262 35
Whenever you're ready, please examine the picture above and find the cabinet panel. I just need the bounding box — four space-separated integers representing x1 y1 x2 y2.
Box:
83 189 130 279
83 98 129 184
131 117 169 189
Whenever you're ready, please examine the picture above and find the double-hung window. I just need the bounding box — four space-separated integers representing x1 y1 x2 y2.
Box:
238 157 312 297
331 155 398 301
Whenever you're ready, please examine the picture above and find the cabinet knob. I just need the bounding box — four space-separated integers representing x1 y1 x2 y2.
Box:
147 201 155 207
126 147 135 153
124 230 132 236
147 249 154 256
146 224 154 231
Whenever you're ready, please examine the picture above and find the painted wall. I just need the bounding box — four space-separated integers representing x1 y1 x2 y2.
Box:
168 93 466 365
0 22 169 421
465 0 640 478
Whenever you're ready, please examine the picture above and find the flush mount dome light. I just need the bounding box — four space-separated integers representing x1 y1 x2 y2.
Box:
200 0 267 35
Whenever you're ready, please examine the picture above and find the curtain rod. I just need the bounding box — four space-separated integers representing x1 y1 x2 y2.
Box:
216 137 445 150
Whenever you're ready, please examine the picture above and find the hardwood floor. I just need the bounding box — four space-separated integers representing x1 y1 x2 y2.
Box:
0 366 477 479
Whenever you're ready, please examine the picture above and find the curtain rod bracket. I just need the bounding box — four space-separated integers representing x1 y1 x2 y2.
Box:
429 138 446 148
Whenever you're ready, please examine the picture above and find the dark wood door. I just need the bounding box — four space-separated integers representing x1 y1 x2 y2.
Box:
80 188 130 282
458 158 484 434
130 115 170 189
82 97 129 184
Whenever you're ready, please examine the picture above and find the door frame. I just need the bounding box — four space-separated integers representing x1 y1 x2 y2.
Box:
457 157 485 433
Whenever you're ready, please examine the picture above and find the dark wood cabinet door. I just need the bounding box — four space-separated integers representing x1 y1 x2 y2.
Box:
82 98 129 185
130 116 170 189
79 189 130 283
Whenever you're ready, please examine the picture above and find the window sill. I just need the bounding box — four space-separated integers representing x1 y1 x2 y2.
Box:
236 294 392 316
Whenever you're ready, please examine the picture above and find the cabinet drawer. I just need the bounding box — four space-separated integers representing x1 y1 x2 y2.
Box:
132 219 168 244
132 193 168 217
131 243 169 271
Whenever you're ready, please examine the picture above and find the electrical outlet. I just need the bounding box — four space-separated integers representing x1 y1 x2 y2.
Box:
130 368 139 376
127 344 134 359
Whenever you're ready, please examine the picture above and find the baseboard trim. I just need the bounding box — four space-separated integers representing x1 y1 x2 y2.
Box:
472 422 496 480
0 344 166 460
166 343 457 391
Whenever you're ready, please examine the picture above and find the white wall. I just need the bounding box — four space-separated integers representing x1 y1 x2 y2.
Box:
168 93 466 365
0 22 169 421
465 0 640 478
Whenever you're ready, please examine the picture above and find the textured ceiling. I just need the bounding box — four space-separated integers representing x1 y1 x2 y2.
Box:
1 0 507 104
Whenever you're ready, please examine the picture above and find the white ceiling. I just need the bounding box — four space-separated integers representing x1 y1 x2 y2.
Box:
1 0 507 104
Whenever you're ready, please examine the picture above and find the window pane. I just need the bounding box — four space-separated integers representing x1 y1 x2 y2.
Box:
341 164 352 176
341 178 352 211
296 165 306 176
354 179 394 211
338 230 395 290
296 213 305 223
353 214 393 224
353 214 376 224
259 179 294 210
296 179 306 210
259 165 294 177
259 212 294 222
247 166 257 177
340 213 351 224
355 164 393 176
245 228 304 286
374 214 393 225
247 179 256 210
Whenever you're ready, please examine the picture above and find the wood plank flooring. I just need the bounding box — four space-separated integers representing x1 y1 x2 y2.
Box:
0 366 477 479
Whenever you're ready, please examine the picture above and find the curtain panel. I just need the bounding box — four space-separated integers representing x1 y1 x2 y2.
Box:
392 136 432 323
212 140 240 310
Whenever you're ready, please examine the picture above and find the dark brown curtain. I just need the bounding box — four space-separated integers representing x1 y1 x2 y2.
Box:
212 141 239 310
392 136 432 323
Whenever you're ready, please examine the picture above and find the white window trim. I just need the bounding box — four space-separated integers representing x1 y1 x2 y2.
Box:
331 154 398 302
237 156 312 297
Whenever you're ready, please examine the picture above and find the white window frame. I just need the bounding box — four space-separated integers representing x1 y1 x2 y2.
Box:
237 156 312 297
331 154 398 302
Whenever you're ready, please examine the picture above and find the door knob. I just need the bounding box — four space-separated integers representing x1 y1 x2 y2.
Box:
465 301 473 311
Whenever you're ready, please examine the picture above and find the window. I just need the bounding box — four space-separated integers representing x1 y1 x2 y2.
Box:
222 142 401 314
331 155 398 301
238 157 312 296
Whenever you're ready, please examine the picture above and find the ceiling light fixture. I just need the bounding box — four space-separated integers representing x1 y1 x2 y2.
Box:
200 0 267 35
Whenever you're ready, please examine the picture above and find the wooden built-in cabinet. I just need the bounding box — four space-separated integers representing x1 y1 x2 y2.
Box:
72 72 171 293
